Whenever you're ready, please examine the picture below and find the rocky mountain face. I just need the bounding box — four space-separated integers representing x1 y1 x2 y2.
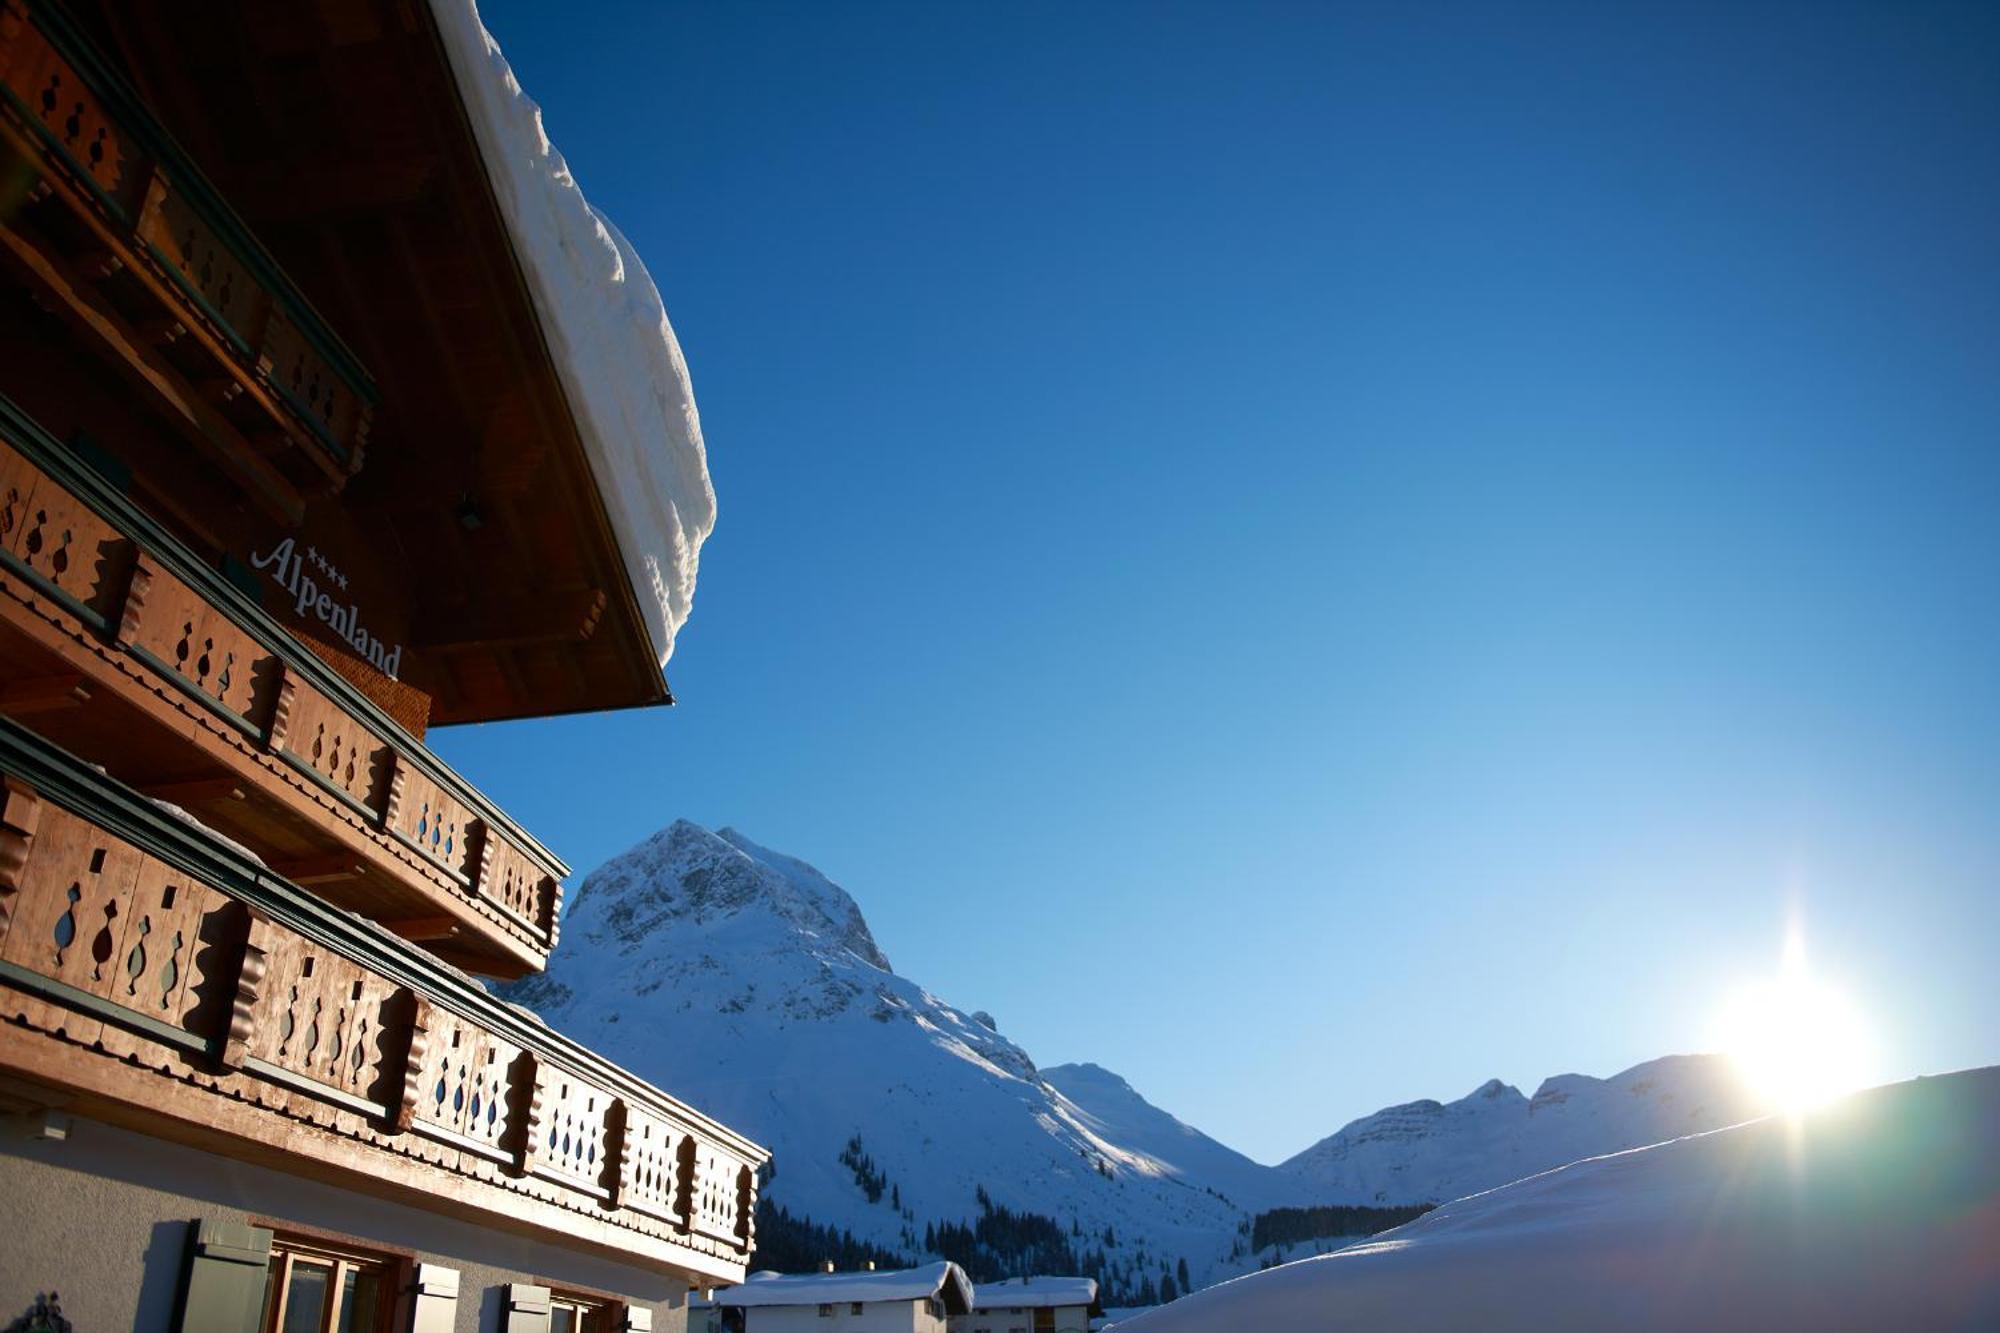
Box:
505 818 1766 1291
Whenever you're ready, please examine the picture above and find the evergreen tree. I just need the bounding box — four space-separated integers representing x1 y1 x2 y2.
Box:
1177 1257 1191 1294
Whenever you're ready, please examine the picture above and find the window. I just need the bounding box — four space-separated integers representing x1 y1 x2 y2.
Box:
851 1303 865 1315
1035 1312 1055 1333
818 1305 835 1317
547 1294 611 1333
259 1239 392 1333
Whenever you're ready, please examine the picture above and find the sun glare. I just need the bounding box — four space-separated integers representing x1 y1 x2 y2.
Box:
1717 928 1873 1116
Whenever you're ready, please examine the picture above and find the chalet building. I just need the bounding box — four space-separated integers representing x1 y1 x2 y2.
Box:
950 1278 1100 1333
0 1 763 1330
707 1264 975 1333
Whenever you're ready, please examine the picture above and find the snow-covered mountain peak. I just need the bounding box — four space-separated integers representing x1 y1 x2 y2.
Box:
560 817 890 971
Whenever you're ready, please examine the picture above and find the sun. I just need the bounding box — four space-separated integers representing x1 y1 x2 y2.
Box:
1716 929 1873 1116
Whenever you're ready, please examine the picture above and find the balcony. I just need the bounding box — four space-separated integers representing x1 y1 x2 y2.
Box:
0 716 765 1280
0 393 564 976
0 0 375 522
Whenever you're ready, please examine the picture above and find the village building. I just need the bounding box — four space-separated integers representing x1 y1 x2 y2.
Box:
950 1278 1100 1333
0 1 761 1330
707 1264 975 1333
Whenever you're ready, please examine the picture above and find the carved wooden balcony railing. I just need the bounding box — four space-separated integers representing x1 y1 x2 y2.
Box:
0 718 766 1280
0 0 375 521
0 393 563 976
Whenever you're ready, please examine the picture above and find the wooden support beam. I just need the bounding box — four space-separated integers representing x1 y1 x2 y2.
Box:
380 916 460 943
138 777 246 806
414 587 607 650
0 675 90 715
270 853 366 886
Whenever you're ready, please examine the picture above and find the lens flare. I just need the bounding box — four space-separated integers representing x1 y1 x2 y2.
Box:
1716 927 1873 1115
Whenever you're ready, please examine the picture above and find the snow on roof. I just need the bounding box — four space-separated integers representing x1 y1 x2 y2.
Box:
1112 1066 2000 1332
426 0 717 673
974 1277 1099 1309
712 1262 974 1312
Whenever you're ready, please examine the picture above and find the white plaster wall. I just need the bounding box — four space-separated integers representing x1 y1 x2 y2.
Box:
0 1112 693 1332
742 1299 933 1332
951 1306 1090 1333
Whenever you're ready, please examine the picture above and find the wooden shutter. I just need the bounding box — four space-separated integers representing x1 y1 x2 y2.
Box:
504 1283 552 1333
408 1262 461 1333
174 1218 273 1333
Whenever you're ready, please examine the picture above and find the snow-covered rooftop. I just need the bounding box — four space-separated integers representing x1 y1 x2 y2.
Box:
1114 1066 2000 1331
427 0 717 672
712 1262 975 1312
974 1276 1099 1309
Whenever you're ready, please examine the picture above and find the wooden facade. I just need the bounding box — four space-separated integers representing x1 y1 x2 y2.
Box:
0 0 765 1326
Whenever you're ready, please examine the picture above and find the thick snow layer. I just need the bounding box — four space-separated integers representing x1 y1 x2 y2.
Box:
1114 1066 2000 1332
974 1276 1098 1309
714 1261 972 1311
427 0 716 670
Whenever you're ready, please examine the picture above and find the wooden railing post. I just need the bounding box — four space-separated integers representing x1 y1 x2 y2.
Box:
0 775 42 948
393 994 434 1131
219 909 273 1070
604 1096 630 1210
515 1050 545 1178
114 554 154 648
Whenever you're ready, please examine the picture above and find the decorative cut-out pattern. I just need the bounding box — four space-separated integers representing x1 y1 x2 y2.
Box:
7 482 123 614
249 942 396 1097
620 1105 684 1222
0 795 763 1256
14 31 138 208
534 1074 612 1190
388 764 475 880
411 1010 520 1156
122 562 275 724
278 681 388 811
135 179 268 343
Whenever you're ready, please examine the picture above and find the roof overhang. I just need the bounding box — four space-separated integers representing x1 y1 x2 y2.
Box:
63 0 709 724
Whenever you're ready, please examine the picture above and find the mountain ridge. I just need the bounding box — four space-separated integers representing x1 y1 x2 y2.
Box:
506 817 1766 1290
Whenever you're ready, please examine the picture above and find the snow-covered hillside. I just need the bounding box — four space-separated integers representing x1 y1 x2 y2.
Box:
1280 1054 1765 1205
505 820 1268 1296
505 817 1775 1300
1044 1063 1311 1216
1116 1065 2000 1331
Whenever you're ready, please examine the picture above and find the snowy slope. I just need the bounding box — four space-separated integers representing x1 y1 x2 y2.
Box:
1115 1066 2000 1331
1279 1054 1764 1205
1044 1063 1313 1215
505 820 1263 1292
506 817 1776 1298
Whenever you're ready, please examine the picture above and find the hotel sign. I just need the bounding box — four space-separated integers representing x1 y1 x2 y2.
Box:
249 537 405 679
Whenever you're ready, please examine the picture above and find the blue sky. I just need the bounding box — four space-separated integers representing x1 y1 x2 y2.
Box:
435 0 2000 1163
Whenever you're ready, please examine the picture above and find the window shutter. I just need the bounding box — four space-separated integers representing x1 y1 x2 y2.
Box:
408 1262 461 1333
617 1306 654 1332
504 1283 552 1333
174 1218 273 1333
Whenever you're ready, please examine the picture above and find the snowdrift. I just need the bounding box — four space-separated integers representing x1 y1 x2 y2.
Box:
427 0 717 670
1116 1065 2000 1332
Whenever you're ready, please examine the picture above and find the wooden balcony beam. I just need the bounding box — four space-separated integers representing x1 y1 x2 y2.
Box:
0 674 90 715
137 777 247 806
381 915 460 943
0 203 306 525
414 587 607 651
271 852 367 886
